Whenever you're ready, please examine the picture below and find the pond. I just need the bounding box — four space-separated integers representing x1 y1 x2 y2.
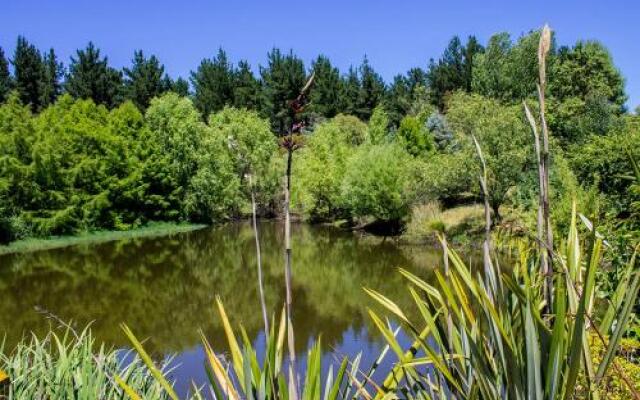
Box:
0 221 475 396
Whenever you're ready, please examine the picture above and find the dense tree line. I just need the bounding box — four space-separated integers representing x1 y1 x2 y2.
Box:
0 32 630 128
0 29 638 243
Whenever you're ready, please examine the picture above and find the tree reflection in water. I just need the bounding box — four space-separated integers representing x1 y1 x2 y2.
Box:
0 221 480 396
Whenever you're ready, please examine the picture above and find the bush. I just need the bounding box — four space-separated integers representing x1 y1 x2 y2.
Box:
570 116 640 223
416 152 476 205
294 116 366 221
341 143 416 222
394 115 433 157
446 92 533 219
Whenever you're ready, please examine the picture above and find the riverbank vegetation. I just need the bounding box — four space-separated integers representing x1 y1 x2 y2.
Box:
0 221 204 255
1 28 638 245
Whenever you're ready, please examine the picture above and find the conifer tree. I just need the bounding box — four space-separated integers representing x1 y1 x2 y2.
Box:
41 48 63 107
340 66 360 116
12 36 46 112
427 36 483 110
385 74 411 127
232 60 260 110
0 47 11 103
171 77 190 97
260 48 306 133
406 67 428 91
308 55 341 118
357 56 385 120
124 50 168 110
191 48 234 119
65 42 123 108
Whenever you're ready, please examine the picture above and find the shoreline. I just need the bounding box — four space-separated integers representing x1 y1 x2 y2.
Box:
0 222 208 256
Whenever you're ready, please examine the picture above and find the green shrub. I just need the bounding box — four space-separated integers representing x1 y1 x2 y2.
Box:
294 116 366 221
341 143 416 222
394 115 433 157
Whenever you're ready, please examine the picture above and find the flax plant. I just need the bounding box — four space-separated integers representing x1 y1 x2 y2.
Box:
363 24 640 400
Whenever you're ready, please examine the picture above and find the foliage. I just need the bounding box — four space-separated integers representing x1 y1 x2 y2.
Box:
260 49 306 133
184 123 240 223
416 151 476 203
548 94 623 144
118 300 354 400
143 93 206 219
0 328 169 399
294 117 360 221
123 50 170 111
198 106 277 218
232 60 260 110
367 104 390 144
0 90 280 243
426 111 456 151
341 143 416 222
366 207 640 399
191 48 235 119
356 56 386 120
65 42 123 108
446 92 533 218
394 115 433 157
0 47 11 103
472 31 543 102
550 40 627 111
426 35 483 109
308 55 342 118
12 36 48 112
570 117 640 223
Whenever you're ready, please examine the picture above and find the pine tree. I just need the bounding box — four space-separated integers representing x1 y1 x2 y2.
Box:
260 48 306 133
124 50 168 110
170 77 190 97
308 55 341 118
65 42 123 108
406 67 427 92
385 74 411 127
427 35 483 110
357 56 385 120
191 48 234 119
0 47 11 103
232 60 260 110
463 36 483 92
12 36 46 112
340 66 360 116
41 48 63 108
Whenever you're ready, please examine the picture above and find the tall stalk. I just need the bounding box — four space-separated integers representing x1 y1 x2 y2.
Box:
524 24 554 309
282 73 315 400
249 173 269 337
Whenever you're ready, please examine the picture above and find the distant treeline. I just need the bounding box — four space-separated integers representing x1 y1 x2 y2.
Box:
0 29 638 244
0 30 631 134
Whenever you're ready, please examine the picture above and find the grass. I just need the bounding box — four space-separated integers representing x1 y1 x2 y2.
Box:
402 201 485 243
0 222 206 256
0 327 170 399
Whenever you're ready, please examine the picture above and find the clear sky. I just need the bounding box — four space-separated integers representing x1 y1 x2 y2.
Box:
1 0 638 109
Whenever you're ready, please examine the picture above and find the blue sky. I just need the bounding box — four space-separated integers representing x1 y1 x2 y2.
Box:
1 0 638 109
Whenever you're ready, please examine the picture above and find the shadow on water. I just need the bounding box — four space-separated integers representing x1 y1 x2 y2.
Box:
0 221 480 396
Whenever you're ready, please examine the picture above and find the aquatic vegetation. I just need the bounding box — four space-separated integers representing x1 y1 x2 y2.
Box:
0 327 170 399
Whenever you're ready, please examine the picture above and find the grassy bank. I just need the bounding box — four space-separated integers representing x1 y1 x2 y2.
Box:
0 222 207 256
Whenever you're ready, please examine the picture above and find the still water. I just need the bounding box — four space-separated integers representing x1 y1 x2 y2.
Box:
0 221 466 396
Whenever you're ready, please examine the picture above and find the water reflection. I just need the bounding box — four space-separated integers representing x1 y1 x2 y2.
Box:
0 221 464 395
